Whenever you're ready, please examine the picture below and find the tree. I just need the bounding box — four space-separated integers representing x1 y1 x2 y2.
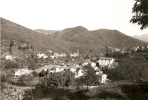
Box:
39 69 46 77
104 52 148 82
37 70 75 88
130 0 148 30
17 75 34 86
77 64 100 88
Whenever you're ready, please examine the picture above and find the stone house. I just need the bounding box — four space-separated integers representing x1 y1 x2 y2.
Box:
97 57 115 66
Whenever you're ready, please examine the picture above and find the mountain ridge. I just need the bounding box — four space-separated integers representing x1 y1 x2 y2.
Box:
133 34 148 42
1 17 148 55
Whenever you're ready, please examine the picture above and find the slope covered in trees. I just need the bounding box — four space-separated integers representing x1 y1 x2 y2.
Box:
1 18 70 53
1 18 148 55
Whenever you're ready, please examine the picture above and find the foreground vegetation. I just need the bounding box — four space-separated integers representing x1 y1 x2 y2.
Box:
2 81 147 100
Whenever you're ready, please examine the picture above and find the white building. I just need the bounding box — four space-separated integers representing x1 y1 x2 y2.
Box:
50 52 66 59
58 53 66 57
55 67 64 73
91 62 96 68
70 67 77 73
97 73 107 84
75 70 84 78
48 50 53 53
98 57 115 66
14 68 33 78
5 55 12 60
37 53 48 59
82 59 91 66
70 50 79 57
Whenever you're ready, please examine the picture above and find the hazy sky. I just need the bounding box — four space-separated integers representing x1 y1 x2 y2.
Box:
0 0 148 36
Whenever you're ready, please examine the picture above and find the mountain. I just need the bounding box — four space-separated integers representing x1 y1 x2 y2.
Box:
53 26 148 51
133 34 148 42
1 17 70 53
1 17 148 56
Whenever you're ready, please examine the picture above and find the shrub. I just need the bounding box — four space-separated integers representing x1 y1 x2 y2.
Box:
31 71 38 77
17 74 34 86
1 74 7 82
37 70 75 88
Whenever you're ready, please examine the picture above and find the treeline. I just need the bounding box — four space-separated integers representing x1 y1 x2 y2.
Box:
1 54 50 69
103 52 148 82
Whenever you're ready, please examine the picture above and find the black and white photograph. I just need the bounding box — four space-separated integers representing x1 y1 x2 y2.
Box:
0 0 148 100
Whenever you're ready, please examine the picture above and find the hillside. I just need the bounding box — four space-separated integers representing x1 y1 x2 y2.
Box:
1 18 70 53
1 18 148 56
133 34 148 42
53 26 148 53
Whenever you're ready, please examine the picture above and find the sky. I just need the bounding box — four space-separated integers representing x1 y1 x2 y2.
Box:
0 0 148 36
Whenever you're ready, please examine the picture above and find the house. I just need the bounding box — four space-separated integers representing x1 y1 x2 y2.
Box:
83 85 99 89
55 67 64 73
53 52 58 58
75 69 84 78
97 73 107 84
114 48 120 52
35 65 53 73
132 47 138 52
94 67 101 71
91 62 96 68
50 52 65 59
48 50 53 53
97 57 115 66
49 68 56 73
95 71 103 75
58 53 66 57
14 68 33 78
50 55 55 59
120 50 125 54
43 55 48 59
82 59 91 66
70 67 77 73
137 46 144 51
5 55 12 60
70 50 79 57
37 53 46 58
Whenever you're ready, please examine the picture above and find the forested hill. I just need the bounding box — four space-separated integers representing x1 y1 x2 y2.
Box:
1 18 148 55
1 18 71 53
52 26 148 52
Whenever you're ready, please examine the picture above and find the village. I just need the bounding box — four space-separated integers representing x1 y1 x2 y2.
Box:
3 50 114 84
1 44 148 88
1 38 148 100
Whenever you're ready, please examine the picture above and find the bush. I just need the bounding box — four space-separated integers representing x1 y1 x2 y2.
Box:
17 74 34 86
29 77 40 86
1 74 7 82
31 71 38 77
3 60 19 68
6 75 18 84
37 70 75 88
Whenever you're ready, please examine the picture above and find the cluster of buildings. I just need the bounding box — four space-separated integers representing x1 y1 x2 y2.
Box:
111 45 148 54
2 46 118 85
14 56 116 84
132 45 148 52
37 50 79 59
